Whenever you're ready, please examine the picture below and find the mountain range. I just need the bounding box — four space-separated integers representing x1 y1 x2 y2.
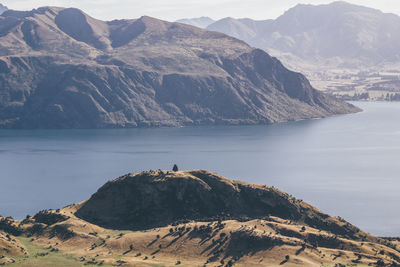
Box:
181 1 400 68
1 170 400 266
0 6 358 128
177 1 400 100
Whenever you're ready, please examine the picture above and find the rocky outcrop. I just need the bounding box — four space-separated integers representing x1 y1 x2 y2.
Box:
0 7 359 128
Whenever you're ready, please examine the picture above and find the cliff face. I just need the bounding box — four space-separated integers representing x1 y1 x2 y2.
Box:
0 7 359 128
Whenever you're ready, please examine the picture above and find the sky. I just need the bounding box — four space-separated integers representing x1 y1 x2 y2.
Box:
1 0 400 21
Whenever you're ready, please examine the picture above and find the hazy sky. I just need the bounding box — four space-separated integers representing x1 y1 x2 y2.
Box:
1 0 399 21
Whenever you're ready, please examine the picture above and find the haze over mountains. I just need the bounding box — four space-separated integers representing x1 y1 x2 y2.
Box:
178 1 400 100
0 6 357 128
204 1 400 66
176 16 215 28
0 4 7 15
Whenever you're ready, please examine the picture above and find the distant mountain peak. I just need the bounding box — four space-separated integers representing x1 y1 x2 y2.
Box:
206 1 400 67
285 1 381 15
328 1 369 7
176 16 215 28
0 3 8 15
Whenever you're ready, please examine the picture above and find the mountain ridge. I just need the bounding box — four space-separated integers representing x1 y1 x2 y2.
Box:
176 16 215 28
204 1 400 66
0 6 359 128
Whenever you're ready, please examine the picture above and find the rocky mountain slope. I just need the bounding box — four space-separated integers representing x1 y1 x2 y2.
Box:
1 170 400 266
0 7 358 128
206 1 400 68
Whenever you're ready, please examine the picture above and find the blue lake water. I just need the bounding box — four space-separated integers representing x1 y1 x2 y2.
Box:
0 101 399 236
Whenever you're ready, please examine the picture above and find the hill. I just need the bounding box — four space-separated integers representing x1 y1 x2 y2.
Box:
1 170 399 266
0 229 27 265
0 7 358 128
76 170 369 236
203 1 400 100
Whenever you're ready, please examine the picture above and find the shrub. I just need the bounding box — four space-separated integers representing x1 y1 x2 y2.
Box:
33 211 68 225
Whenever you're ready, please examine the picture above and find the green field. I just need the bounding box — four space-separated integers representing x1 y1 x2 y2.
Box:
9 237 112 267
8 236 169 267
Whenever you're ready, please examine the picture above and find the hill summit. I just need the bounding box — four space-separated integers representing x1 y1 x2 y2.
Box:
77 170 362 239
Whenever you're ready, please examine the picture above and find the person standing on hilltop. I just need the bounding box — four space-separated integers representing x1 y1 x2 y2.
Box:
173 164 178 172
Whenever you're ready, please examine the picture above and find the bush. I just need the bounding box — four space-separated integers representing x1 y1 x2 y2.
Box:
49 225 75 240
33 211 68 225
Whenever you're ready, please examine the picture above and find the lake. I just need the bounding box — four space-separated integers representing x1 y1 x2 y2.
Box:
0 101 399 237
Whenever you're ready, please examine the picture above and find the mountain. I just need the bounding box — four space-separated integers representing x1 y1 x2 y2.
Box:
207 17 272 43
207 1 400 67
0 4 7 15
176 16 215 28
2 170 400 266
0 7 358 129
203 2 400 100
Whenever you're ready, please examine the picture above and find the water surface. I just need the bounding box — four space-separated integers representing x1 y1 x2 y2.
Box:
1 101 399 236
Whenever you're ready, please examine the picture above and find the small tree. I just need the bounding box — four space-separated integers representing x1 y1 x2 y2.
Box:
173 164 178 172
